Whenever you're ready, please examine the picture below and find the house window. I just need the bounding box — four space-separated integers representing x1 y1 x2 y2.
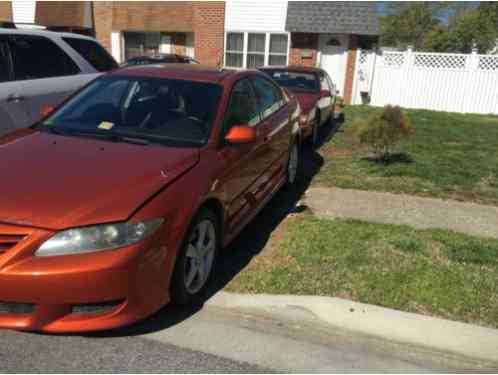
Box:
225 32 288 69
269 34 288 66
247 33 265 68
225 32 244 68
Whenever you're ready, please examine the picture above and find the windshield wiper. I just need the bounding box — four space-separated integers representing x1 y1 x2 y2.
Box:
70 130 152 145
40 127 151 145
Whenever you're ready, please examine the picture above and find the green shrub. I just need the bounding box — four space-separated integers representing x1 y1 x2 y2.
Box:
355 105 413 161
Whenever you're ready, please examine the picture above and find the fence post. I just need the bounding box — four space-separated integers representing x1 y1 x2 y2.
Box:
468 46 479 71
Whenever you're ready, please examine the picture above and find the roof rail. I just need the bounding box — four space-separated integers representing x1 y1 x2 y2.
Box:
0 21 16 29
12 22 47 30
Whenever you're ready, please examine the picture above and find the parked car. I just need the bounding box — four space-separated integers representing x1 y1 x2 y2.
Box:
122 54 200 67
259 66 336 145
0 28 118 136
0 64 300 332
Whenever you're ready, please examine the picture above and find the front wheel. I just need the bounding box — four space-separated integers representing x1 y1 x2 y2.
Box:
170 208 219 305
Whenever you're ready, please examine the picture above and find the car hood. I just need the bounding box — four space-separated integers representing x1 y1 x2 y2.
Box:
0 130 199 230
293 92 320 114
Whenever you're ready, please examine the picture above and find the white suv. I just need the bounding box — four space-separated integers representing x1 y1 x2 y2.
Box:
0 28 118 136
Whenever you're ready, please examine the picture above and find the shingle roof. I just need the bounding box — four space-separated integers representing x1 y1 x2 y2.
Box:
285 1 380 36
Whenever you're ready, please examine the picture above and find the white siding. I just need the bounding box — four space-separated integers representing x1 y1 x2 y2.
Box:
111 31 123 63
225 0 288 33
12 0 36 25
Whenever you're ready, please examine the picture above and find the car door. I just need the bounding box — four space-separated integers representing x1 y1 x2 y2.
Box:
216 78 266 232
0 36 29 136
317 71 333 124
251 76 291 200
8 35 97 126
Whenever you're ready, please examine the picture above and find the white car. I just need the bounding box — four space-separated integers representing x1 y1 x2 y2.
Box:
0 28 118 136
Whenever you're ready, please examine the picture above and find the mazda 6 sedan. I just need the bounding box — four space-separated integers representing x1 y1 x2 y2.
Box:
0 65 300 332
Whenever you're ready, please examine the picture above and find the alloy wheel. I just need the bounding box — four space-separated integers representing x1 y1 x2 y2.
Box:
184 219 216 294
287 143 299 185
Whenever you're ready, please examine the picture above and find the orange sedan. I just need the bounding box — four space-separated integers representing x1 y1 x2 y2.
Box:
0 65 300 332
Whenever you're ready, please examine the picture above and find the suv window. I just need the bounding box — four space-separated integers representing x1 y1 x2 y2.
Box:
63 37 118 72
10 35 80 80
0 38 11 83
223 79 260 134
252 77 284 119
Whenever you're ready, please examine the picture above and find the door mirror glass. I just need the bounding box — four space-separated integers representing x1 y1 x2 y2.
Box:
225 125 256 144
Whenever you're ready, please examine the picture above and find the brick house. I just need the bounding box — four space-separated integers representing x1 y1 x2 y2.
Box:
0 1 379 103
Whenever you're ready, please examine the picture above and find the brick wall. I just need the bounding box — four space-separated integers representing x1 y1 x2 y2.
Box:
0 1 12 21
36 1 91 28
93 2 114 53
343 34 358 104
289 33 318 67
192 2 225 67
111 1 194 32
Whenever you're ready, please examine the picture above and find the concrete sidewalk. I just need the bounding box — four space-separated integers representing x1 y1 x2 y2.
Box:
304 187 498 239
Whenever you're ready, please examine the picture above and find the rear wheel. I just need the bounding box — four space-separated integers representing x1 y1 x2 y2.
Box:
285 142 299 187
170 208 219 305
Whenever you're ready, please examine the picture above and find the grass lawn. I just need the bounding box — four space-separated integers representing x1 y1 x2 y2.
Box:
226 214 498 328
314 106 498 206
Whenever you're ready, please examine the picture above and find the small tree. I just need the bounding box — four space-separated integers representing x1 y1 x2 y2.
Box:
355 105 413 161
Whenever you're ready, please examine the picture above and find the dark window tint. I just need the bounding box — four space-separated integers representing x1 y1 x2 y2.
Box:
10 35 80 80
252 77 284 119
0 38 11 83
63 37 118 72
224 79 260 133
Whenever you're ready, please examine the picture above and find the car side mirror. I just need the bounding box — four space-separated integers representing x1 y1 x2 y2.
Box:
225 125 257 144
320 89 331 98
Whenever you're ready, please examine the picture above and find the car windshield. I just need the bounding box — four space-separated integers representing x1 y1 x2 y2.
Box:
40 76 223 147
263 70 319 92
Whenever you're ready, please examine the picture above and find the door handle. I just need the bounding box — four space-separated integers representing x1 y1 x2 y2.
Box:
7 94 25 103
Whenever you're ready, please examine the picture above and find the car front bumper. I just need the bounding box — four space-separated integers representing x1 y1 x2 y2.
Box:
0 224 175 333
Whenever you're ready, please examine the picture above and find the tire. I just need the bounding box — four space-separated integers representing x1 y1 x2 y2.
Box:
170 208 219 305
312 112 321 146
285 142 299 188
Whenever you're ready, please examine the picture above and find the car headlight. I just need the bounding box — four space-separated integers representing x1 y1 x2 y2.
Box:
35 219 164 256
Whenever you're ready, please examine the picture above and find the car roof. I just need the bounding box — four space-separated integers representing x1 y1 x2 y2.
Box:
110 64 263 84
260 65 324 74
0 27 96 41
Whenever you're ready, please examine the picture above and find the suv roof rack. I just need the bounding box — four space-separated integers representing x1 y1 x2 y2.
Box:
0 21 16 29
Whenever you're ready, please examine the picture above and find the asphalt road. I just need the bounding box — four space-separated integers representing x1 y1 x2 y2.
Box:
1 305 493 373
0 327 268 373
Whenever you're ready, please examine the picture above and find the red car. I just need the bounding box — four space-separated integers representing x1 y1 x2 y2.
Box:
260 66 336 145
0 65 300 332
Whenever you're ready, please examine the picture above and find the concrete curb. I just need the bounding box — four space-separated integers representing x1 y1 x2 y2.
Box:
207 291 498 364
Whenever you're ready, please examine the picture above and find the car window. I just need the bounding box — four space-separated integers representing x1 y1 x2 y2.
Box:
42 76 223 147
252 77 284 120
223 79 260 134
10 35 80 80
262 70 319 92
63 37 118 72
0 38 11 83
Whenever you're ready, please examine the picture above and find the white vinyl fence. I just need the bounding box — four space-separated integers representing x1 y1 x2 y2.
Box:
352 48 498 115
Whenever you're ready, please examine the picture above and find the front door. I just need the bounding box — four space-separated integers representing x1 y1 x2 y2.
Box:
216 78 266 233
319 34 348 96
